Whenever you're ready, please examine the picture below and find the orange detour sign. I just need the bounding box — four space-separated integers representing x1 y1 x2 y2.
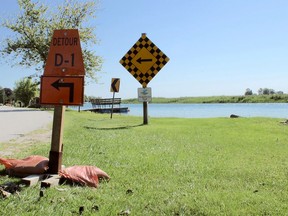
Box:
44 29 85 76
40 29 85 106
40 29 86 174
40 76 84 105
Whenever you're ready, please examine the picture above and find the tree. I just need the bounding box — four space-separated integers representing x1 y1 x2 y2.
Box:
268 89 275 95
258 88 276 95
14 78 37 106
244 88 253 96
1 0 102 82
0 87 14 104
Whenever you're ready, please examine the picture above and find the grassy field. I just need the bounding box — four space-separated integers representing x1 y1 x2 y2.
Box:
1 111 288 215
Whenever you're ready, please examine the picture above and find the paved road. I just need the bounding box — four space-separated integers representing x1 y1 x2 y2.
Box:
0 106 53 143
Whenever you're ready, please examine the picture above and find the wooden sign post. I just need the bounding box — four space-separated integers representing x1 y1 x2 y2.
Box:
40 29 85 174
49 105 65 173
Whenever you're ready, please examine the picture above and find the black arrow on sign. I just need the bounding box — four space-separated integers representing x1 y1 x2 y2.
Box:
137 57 152 64
51 79 74 102
111 79 119 92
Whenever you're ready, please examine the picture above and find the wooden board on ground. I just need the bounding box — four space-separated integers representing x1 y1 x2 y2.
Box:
21 175 45 186
40 175 61 188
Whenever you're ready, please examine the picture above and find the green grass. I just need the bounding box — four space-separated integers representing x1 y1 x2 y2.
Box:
1 111 288 215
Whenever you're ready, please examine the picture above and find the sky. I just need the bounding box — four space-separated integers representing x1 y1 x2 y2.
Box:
0 0 288 99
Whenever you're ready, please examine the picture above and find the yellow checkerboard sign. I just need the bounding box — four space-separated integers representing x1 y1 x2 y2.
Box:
120 34 169 87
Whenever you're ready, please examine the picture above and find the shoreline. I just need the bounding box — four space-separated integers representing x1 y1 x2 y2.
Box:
122 95 288 104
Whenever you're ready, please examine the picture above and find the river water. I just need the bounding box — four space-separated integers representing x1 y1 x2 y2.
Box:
73 103 288 118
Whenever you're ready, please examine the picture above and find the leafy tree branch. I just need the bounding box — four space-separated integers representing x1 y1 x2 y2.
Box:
1 0 102 82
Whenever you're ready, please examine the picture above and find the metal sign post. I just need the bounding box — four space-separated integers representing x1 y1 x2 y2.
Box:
138 87 152 125
110 78 120 119
110 92 115 119
143 101 148 124
120 33 169 125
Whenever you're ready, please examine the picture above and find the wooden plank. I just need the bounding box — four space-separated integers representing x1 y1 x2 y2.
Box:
91 98 121 106
41 175 61 188
21 175 45 186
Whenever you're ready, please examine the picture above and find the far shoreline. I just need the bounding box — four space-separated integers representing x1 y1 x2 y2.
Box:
122 94 288 104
